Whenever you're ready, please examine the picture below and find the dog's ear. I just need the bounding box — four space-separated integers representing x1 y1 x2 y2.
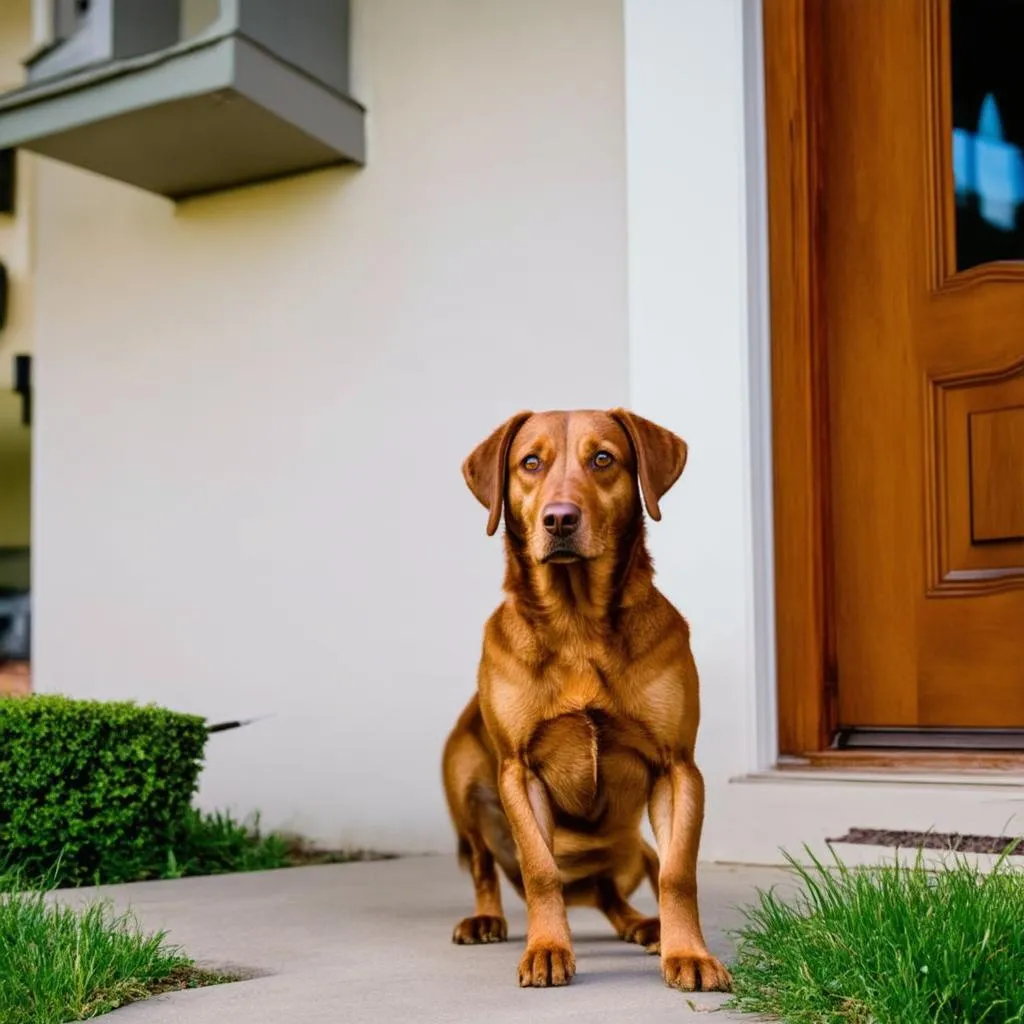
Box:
610 409 688 522
462 411 533 536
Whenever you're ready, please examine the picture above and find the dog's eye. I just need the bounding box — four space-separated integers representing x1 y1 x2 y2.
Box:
521 455 542 472
592 451 614 469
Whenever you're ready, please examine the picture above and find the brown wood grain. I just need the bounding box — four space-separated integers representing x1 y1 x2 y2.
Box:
766 0 1024 746
791 750 1024 773
930 360 1024 591
819 0 1024 728
970 407 1024 543
764 0 836 755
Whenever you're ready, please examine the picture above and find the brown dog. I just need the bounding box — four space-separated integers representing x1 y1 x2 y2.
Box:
442 409 730 992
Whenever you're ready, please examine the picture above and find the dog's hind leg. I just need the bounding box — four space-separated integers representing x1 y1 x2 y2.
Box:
451 831 508 944
596 876 661 954
643 838 660 899
443 704 509 944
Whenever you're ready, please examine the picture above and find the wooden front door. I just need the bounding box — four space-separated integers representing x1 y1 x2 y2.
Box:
767 0 1024 750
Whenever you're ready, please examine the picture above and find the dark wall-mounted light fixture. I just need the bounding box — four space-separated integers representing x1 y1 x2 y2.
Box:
12 354 31 427
0 150 14 215
0 261 7 331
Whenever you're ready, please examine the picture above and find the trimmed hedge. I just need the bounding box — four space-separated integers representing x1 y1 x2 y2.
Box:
0 695 207 886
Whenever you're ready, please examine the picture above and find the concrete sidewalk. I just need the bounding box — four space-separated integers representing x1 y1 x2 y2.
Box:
57 857 788 1023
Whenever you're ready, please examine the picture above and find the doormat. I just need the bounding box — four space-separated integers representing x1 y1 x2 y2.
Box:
828 827 1024 856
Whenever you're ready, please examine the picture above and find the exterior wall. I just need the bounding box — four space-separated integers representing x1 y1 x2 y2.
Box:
30 0 629 850
0 1 33 551
21 0 1024 863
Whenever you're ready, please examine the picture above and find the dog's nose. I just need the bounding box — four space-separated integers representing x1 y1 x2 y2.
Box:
542 502 582 538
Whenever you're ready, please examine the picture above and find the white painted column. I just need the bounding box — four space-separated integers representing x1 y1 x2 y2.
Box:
622 0 776 823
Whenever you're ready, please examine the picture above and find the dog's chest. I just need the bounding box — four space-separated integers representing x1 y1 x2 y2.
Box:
526 708 656 822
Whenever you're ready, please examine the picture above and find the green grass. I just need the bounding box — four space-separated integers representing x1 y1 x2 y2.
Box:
2 804 390 892
162 808 293 879
0 809 296 890
160 808 392 881
0 808 382 1021
728 846 1024 1024
0 877 228 1024
152 808 389 881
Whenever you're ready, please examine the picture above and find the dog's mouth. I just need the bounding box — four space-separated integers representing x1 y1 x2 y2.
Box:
539 542 588 565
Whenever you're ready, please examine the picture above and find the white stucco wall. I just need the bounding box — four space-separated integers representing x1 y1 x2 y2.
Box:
25 0 1024 865
31 0 629 851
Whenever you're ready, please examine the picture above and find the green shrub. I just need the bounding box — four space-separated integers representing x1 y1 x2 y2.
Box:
0 695 207 886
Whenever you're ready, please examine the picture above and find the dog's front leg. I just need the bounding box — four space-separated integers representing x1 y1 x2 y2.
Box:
498 758 575 987
648 760 732 992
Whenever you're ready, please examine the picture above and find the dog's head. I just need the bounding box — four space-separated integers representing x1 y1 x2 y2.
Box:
462 409 687 565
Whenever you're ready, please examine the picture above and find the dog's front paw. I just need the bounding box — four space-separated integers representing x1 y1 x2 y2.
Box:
622 916 661 953
518 942 576 987
661 953 732 992
452 915 508 944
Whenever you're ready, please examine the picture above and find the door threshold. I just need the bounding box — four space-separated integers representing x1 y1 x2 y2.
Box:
805 727 1024 769
833 727 1024 752
783 749 1024 773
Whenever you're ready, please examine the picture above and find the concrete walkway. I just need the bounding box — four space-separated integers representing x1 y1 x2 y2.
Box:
57 856 788 1023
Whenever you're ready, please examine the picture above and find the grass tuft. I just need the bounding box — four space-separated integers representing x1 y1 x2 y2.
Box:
728 845 1024 1024
1 806 392 894
162 808 293 878
162 809 392 878
0 872 227 1024
0 807 383 1021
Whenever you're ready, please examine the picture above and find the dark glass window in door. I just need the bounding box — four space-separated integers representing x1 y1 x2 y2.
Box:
952 0 1024 271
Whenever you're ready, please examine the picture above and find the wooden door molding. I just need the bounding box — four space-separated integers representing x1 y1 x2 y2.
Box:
763 0 836 755
929 357 1024 596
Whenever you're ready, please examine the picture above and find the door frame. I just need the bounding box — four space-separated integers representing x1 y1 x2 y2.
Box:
764 0 836 757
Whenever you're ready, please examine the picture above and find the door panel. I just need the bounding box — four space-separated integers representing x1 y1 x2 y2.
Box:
821 0 1024 729
931 362 1024 584
970 406 1024 543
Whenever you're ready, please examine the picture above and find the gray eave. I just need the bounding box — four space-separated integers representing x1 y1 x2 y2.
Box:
0 27 366 195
